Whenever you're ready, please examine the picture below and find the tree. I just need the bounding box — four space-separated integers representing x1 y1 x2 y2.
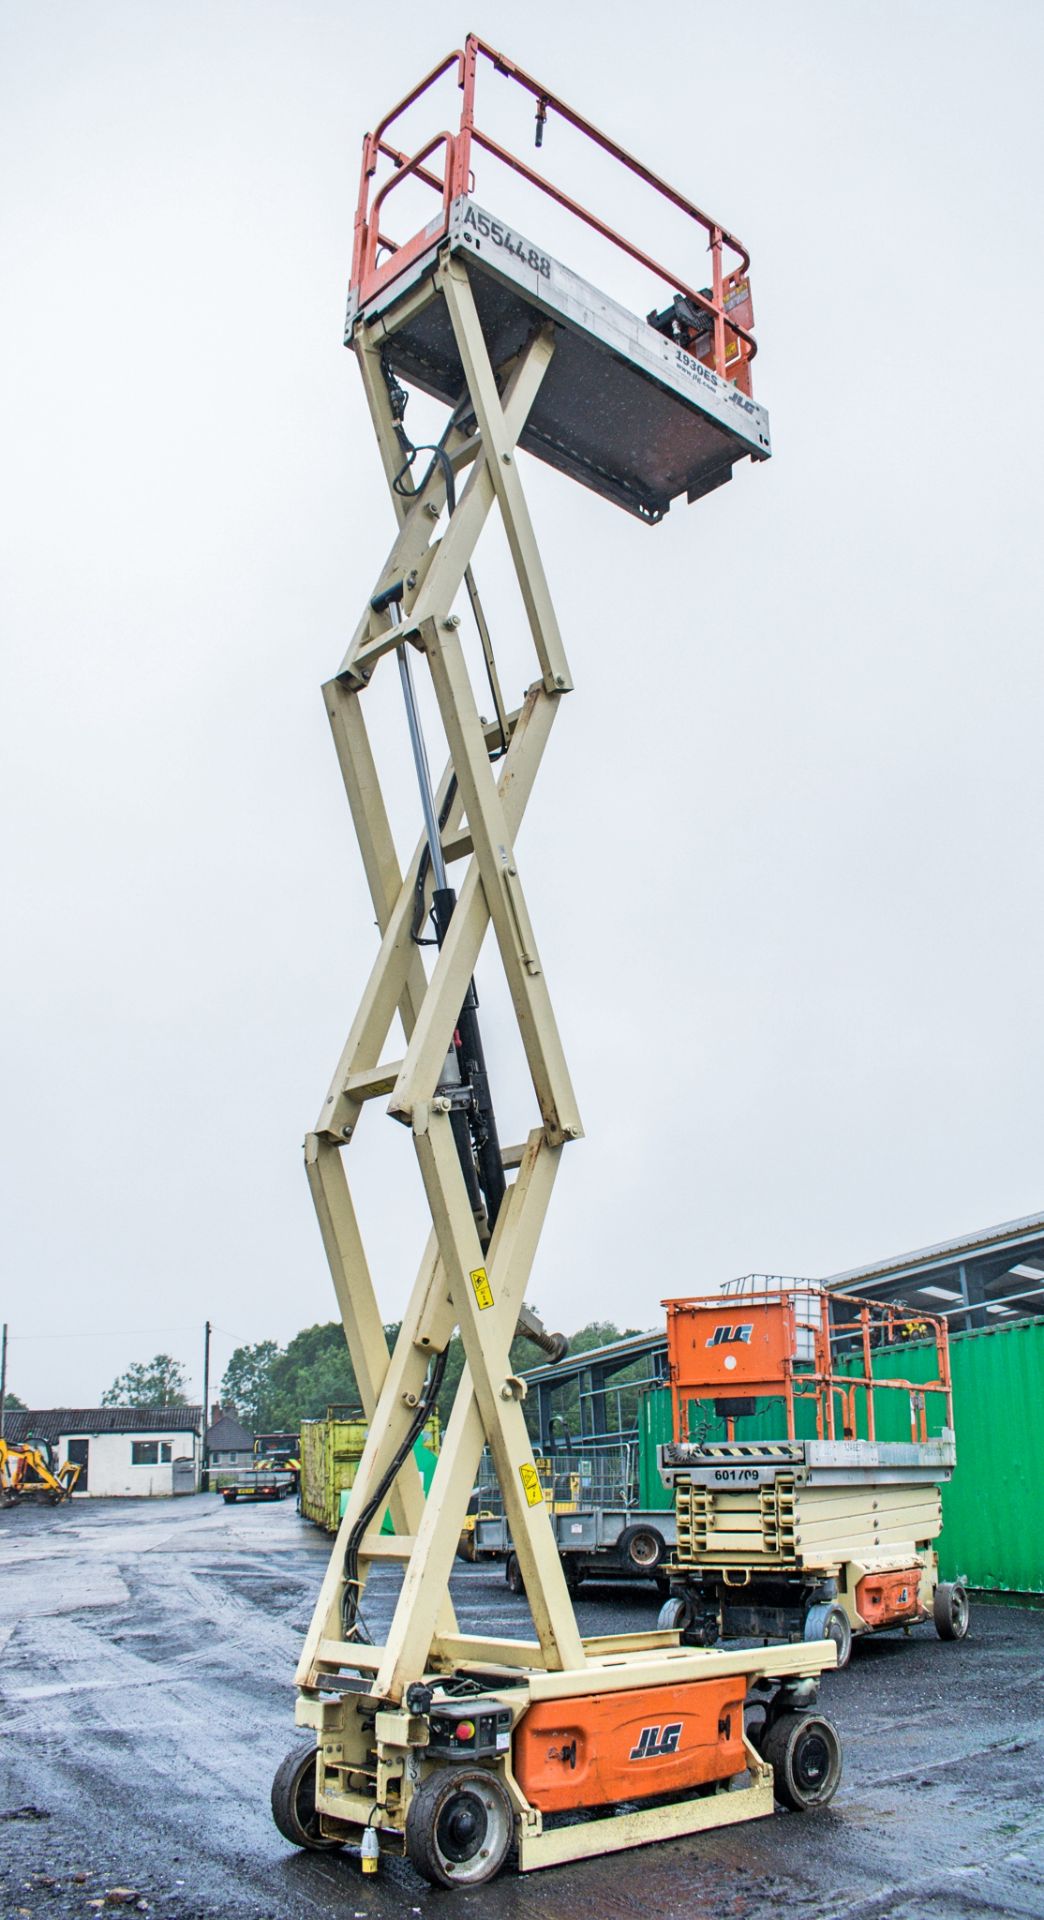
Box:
267 1322 369 1427
102 1354 189 1408
1 1390 26 1411
219 1341 280 1431
218 1325 373 1433
214 1311 648 1442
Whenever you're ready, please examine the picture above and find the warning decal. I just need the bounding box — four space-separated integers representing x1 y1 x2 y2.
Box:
519 1463 544 1506
470 1267 494 1310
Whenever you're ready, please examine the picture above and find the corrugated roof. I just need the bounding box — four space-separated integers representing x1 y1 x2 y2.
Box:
826 1209 1044 1289
1 1407 202 1443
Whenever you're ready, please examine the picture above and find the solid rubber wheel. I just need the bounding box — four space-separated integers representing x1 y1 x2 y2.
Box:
804 1601 853 1670
933 1581 970 1641
505 1552 524 1595
762 1712 843 1811
617 1524 666 1574
405 1768 513 1888
657 1593 691 1633
271 1743 342 1850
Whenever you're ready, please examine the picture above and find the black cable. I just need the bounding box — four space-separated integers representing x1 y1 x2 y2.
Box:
393 441 457 516
381 351 508 762
340 1346 449 1642
381 350 459 516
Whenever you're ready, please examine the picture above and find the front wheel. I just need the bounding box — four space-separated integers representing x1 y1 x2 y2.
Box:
405 1768 513 1888
657 1593 692 1635
933 1581 970 1641
505 1552 525 1595
762 1712 843 1811
804 1601 853 1670
271 1743 342 1851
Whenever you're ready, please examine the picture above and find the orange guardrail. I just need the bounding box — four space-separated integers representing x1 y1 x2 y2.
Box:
350 35 756 390
663 1288 954 1445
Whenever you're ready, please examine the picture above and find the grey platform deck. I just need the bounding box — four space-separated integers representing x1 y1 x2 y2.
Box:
348 196 771 523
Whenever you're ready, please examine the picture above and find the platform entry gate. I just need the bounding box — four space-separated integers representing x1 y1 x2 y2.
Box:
284 40 831 1887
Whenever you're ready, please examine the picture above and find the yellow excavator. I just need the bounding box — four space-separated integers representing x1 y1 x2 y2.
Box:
0 1435 81 1506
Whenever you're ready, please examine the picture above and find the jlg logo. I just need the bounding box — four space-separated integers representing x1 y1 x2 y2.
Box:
705 1323 753 1348
629 1723 683 1760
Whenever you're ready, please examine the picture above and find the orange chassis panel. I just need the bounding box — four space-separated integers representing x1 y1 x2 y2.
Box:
855 1566 927 1630
514 1677 749 1814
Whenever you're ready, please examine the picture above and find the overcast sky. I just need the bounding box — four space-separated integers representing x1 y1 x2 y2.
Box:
3 1 1043 1410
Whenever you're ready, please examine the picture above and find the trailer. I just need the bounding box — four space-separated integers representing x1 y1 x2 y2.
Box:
469 1448 677 1590
220 1468 296 1504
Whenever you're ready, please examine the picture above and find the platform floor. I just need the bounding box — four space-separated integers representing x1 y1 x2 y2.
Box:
354 196 770 522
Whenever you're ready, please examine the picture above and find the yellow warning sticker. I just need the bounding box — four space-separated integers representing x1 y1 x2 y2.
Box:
470 1266 494 1311
519 1463 544 1507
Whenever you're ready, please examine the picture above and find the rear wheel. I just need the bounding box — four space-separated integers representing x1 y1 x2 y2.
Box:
762 1712 843 1811
617 1524 666 1576
804 1601 853 1670
271 1743 342 1851
505 1552 524 1596
933 1581 970 1641
405 1768 513 1888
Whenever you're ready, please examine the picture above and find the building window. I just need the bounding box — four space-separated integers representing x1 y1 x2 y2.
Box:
160 1443 172 1463
132 1442 159 1465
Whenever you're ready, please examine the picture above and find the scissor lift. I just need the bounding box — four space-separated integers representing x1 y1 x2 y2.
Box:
277 39 838 1888
657 1285 969 1667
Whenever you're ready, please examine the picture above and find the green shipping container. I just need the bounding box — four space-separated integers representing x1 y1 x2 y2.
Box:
638 1317 1044 1593
833 1318 1044 1593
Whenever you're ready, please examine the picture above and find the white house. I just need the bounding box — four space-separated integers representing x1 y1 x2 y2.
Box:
4 1407 202 1496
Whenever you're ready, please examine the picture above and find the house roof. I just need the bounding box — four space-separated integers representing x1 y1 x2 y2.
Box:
205 1412 254 1449
2 1407 202 1443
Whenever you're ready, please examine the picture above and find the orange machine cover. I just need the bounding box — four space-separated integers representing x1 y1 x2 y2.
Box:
513 1676 748 1813
665 1294 797 1400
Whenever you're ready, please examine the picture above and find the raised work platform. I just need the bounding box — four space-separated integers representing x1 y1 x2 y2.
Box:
347 196 771 523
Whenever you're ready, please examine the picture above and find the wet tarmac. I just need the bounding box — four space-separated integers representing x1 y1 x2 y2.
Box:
1 1496 1041 1920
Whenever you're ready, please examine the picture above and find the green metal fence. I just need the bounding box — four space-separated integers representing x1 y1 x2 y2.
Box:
638 1317 1044 1592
